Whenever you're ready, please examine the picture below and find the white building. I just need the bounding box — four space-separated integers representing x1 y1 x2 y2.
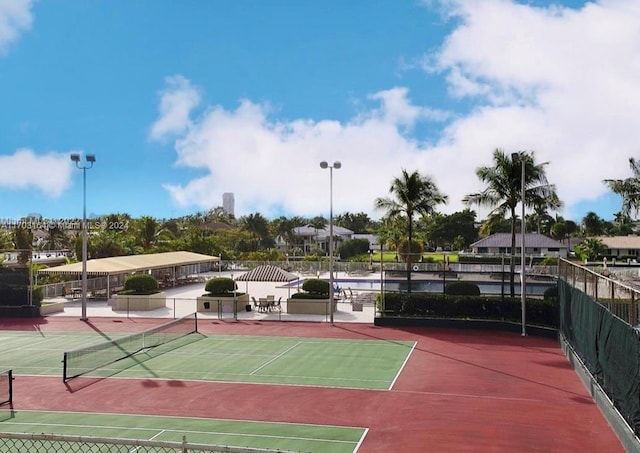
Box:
222 193 234 216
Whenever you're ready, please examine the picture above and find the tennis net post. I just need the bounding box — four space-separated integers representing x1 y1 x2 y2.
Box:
0 369 13 405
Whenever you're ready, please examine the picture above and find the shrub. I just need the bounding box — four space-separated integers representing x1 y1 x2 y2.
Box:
444 281 481 296
380 292 558 328
337 238 370 259
122 274 160 295
204 277 237 295
301 278 329 295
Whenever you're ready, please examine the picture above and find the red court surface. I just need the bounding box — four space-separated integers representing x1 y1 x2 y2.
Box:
2 317 625 452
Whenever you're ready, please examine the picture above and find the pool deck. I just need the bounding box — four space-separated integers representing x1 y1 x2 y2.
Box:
43 271 378 323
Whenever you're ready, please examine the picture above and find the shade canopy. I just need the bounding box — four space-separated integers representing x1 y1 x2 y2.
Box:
235 265 298 282
37 251 219 277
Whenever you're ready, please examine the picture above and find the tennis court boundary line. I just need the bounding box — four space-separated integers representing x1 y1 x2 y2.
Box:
388 340 416 390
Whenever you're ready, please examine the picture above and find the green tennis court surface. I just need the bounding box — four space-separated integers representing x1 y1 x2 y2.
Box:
0 331 415 390
0 410 365 452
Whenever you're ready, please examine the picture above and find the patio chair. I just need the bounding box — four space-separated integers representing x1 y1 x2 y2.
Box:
271 297 282 312
251 296 259 310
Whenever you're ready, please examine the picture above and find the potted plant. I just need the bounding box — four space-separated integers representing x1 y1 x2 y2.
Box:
113 274 166 311
197 277 249 313
287 278 335 315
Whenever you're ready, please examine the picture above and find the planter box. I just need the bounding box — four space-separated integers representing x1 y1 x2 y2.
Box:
286 298 335 315
112 292 166 311
40 301 65 315
197 294 249 313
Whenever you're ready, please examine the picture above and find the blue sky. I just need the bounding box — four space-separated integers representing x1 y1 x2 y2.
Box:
0 0 635 223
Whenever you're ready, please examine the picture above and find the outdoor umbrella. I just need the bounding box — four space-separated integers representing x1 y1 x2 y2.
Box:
235 265 299 297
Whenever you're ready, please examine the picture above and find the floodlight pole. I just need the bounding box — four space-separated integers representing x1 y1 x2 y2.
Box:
320 160 341 326
512 152 526 336
71 153 96 322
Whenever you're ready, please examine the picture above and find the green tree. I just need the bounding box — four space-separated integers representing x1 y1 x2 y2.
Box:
423 209 478 250
375 169 448 292
12 226 33 265
334 212 373 233
138 216 159 251
603 157 640 219
581 211 604 236
308 216 327 255
240 213 270 251
463 149 561 297
574 238 606 261
376 216 405 262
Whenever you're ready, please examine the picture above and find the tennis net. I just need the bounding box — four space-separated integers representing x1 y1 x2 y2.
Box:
0 370 13 405
63 313 198 382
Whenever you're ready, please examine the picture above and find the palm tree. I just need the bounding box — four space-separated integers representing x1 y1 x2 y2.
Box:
574 238 606 262
308 216 327 256
12 226 33 266
603 157 640 219
241 213 269 251
138 216 159 251
463 149 561 297
375 169 447 292
582 211 604 237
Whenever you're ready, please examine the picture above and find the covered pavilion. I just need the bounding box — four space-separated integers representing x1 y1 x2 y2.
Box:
38 251 220 297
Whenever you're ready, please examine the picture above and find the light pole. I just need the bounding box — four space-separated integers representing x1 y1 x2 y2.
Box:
512 152 526 336
320 160 341 326
71 153 96 322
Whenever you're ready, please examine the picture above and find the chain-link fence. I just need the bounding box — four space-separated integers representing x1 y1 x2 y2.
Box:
0 432 297 453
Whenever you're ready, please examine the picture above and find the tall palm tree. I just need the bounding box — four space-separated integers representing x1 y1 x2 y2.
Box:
241 213 269 251
603 157 640 219
463 149 561 297
138 216 159 251
375 169 447 292
582 211 604 237
308 216 327 255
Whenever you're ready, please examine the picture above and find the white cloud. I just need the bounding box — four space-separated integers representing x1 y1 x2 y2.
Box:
0 0 35 54
148 75 201 142
158 0 640 221
160 81 438 219
425 0 640 219
368 87 450 127
0 148 73 197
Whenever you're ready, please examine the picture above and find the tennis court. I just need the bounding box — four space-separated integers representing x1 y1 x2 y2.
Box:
0 316 411 451
0 317 627 452
0 327 415 390
0 410 365 452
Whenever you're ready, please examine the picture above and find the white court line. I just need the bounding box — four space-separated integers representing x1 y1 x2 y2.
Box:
0 420 359 445
353 428 369 452
249 341 301 375
388 341 417 390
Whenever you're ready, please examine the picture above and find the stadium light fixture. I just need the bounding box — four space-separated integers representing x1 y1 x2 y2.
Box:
320 161 341 326
71 153 96 322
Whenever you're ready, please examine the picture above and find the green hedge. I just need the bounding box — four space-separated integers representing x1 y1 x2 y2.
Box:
290 292 329 299
379 292 558 328
121 274 160 295
204 277 237 295
301 278 329 295
444 281 480 296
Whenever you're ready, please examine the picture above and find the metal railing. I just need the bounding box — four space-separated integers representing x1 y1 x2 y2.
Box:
559 258 639 327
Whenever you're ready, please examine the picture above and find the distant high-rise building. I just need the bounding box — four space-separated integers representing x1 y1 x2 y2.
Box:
222 193 235 216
